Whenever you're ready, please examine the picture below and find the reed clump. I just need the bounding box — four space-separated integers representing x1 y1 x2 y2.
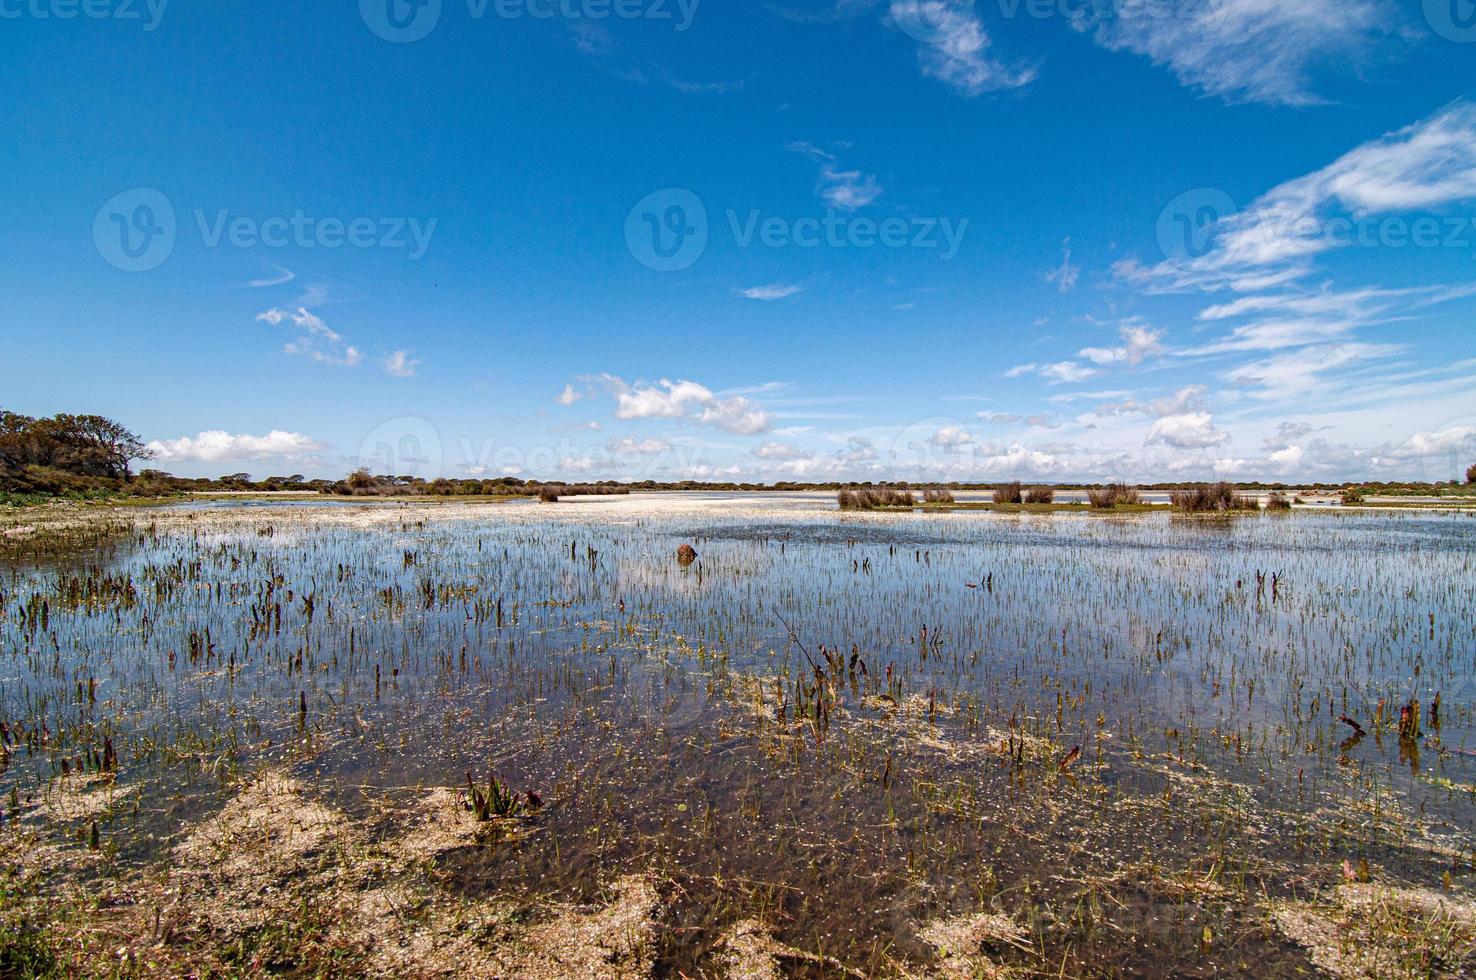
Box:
992 482 1023 505
838 487 916 510
1170 483 1259 512
1023 486 1054 505
922 488 955 504
1266 491 1292 512
1088 484 1142 509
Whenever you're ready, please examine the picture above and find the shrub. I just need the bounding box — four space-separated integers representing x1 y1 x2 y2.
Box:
1170 483 1259 512
992 482 1023 504
838 487 916 510
1341 487 1364 506
1266 491 1292 511
1024 486 1054 504
1467 463 1475 485
1087 484 1140 509
538 486 561 503
922 487 954 504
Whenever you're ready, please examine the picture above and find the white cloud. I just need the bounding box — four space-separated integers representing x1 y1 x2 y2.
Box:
1223 342 1403 401
382 349 419 378
788 142 883 210
753 441 812 460
1077 323 1163 367
1071 0 1395 106
607 436 672 455
147 430 329 463
256 308 361 367
596 376 775 435
1146 413 1230 450
1045 238 1079 293
890 1 1036 96
1131 104 1476 294
741 283 806 301
557 384 583 406
929 424 973 450
1040 361 1100 384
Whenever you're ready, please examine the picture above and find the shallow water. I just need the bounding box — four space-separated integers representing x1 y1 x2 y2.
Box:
3 493 1473 973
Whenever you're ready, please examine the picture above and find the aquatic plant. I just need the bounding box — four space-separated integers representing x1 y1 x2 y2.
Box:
1170 483 1259 512
1023 486 1054 505
838 487 915 510
992 482 1023 504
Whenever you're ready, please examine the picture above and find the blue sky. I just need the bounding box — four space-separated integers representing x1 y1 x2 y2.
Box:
3 0 1476 483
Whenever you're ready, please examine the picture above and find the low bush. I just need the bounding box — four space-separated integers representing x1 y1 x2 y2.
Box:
1023 486 1054 504
838 487 916 510
1171 483 1259 512
992 482 1023 505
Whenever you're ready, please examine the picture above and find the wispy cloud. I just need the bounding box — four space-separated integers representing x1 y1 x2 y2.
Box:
741 283 806 301
1071 0 1396 106
1123 103 1476 294
889 1 1036 96
1044 238 1079 293
788 142 883 210
256 308 361 367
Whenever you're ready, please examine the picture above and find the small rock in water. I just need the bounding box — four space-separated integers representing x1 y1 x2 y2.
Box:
676 544 697 566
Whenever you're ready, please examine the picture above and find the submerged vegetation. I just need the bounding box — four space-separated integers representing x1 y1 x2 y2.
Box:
0 495 1472 975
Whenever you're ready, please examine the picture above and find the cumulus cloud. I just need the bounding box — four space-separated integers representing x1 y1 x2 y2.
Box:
593 375 775 435
382 349 419 378
256 308 361 367
889 0 1036 96
929 424 974 450
1146 412 1231 450
147 430 329 463
1078 323 1164 367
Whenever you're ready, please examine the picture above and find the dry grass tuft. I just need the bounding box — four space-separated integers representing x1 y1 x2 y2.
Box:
1270 881 1476 979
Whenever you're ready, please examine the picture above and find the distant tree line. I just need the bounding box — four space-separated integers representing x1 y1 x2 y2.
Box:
4 407 1475 502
